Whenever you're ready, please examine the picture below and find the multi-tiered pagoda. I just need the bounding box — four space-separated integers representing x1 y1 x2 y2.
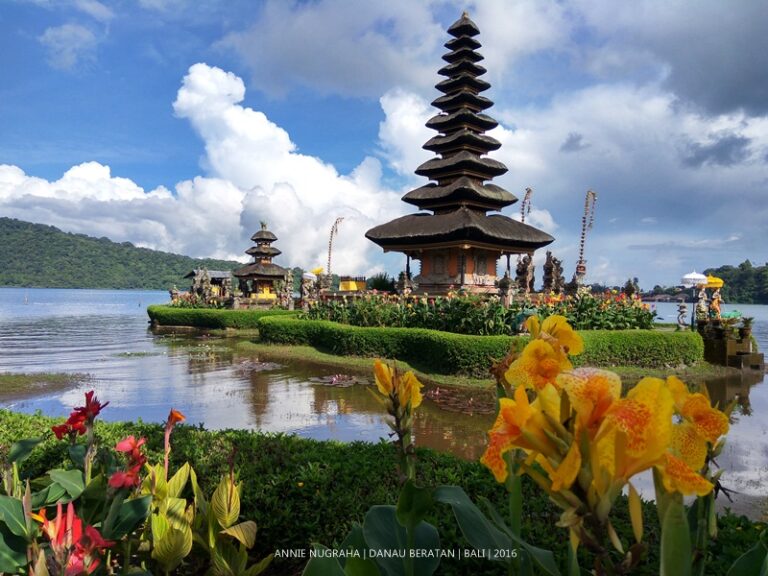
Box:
233 222 288 303
366 12 554 294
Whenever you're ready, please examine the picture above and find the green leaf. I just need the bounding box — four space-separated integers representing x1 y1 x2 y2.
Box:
660 499 691 576
8 438 42 464
433 486 560 576
363 505 440 576
0 495 28 538
480 497 549 575
0 525 26 573
152 524 193 573
339 524 381 576
211 476 240 529
165 497 189 531
48 469 85 499
30 548 50 576
244 554 274 576
221 520 257 549
68 444 87 469
726 537 768 576
395 480 432 531
167 462 190 499
301 545 346 576
190 467 208 517
102 495 152 541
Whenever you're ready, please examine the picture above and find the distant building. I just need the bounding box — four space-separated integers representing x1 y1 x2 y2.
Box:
366 13 553 294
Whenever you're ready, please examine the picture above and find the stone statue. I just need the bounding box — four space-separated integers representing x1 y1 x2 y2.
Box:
710 288 722 319
542 251 554 293
282 269 294 310
696 287 709 319
317 273 332 293
515 255 535 293
397 271 413 296
677 302 688 331
497 271 513 307
552 256 566 294
169 285 179 302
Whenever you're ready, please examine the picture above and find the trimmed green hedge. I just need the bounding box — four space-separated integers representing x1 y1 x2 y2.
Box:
0 411 760 576
257 316 704 376
147 305 298 329
578 330 704 368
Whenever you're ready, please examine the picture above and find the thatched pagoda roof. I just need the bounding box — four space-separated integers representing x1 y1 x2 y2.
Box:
233 262 288 279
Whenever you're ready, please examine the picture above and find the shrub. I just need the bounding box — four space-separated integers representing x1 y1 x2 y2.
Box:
2 411 760 576
147 305 298 329
256 317 704 375
302 291 657 335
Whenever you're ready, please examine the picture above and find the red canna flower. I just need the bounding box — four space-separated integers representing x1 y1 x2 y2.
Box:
108 463 144 489
72 390 109 422
30 502 113 575
164 408 186 480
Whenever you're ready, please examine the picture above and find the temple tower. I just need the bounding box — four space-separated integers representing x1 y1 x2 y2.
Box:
366 13 553 294
233 222 288 304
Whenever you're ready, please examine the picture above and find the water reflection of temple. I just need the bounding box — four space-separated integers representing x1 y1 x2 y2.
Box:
705 370 764 417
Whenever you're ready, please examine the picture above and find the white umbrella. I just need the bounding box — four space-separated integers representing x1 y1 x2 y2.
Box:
681 270 707 288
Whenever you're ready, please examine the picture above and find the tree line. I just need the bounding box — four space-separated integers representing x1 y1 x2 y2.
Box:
0 218 241 290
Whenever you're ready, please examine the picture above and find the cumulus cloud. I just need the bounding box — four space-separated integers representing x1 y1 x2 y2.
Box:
0 64 406 275
222 0 443 98
559 132 590 153
38 23 98 69
74 0 113 22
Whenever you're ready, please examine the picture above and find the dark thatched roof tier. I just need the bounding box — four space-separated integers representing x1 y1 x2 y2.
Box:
183 269 232 280
246 245 282 257
431 91 493 113
250 229 277 242
445 35 481 51
423 129 500 155
438 60 486 78
415 150 507 180
426 109 498 132
436 73 490 94
233 262 288 278
366 207 553 250
447 13 480 38
402 177 516 210
442 47 483 64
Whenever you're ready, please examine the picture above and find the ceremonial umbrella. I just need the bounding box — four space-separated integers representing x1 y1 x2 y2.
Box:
705 275 724 289
681 271 707 288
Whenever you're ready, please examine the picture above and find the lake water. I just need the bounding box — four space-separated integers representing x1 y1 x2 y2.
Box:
1 288 766 516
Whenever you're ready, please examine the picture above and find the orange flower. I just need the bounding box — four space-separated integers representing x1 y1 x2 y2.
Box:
666 376 728 444
657 453 714 496
167 408 186 426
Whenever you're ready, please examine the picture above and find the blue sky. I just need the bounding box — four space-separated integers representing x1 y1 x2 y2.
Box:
2 0 767 289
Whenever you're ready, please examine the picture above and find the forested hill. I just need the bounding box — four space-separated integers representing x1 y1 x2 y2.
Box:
703 261 768 304
0 217 242 290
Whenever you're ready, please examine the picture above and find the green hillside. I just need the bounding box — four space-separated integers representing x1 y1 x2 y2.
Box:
0 217 242 290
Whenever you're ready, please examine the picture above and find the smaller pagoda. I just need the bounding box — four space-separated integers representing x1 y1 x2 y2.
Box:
233 222 288 305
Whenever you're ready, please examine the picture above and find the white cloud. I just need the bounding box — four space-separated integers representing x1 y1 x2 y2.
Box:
38 23 99 70
74 0 113 22
0 64 407 276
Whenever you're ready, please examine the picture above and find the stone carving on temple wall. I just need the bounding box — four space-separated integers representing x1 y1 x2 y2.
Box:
542 251 554 293
552 256 565 294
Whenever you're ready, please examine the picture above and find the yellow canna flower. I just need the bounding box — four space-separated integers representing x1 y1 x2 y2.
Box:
558 368 622 436
548 442 582 492
481 386 558 483
597 377 674 481
398 370 423 409
667 376 729 444
671 422 707 471
373 359 394 396
657 453 714 496
540 315 584 356
505 339 572 391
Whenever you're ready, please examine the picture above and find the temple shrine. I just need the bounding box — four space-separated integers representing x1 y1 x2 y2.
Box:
366 13 554 294
233 222 289 305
